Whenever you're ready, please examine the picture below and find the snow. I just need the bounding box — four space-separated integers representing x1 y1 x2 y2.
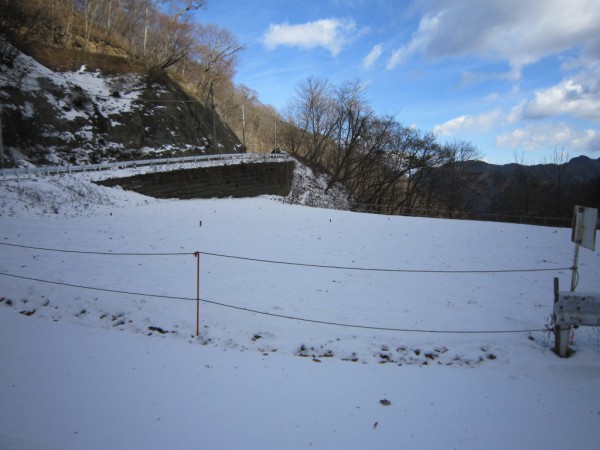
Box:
1 165 600 449
62 69 144 116
0 36 143 121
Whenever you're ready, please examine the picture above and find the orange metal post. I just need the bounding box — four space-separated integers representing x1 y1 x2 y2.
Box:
195 251 200 336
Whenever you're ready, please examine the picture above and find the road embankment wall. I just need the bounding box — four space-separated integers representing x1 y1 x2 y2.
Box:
95 160 295 199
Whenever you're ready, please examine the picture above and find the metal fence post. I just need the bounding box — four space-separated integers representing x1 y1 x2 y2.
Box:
194 251 200 337
553 277 570 357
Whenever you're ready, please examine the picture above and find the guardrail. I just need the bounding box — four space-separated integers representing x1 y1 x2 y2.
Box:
0 152 289 182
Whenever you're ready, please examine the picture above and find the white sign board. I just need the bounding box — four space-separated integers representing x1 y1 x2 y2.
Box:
554 291 600 327
571 205 598 251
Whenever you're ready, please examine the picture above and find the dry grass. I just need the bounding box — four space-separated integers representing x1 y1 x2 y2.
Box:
25 43 145 74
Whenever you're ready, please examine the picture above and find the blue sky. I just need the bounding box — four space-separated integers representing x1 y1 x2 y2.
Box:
197 0 600 164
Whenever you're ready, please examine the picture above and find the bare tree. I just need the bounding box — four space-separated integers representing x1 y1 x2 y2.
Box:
189 23 244 95
400 129 442 210
544 147 571 217
325 80 373 189
509 151 540 216
488 169 508 214
75 0 103 53
168 0 205 18
347 116 401 209
284 77 339 166
146 15 194 71
431 140 483 212
282 76 459 213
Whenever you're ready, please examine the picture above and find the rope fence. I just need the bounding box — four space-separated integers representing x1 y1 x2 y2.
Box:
0 239 570 335
0 271 549 334
0 242 191 257
0 242 572 274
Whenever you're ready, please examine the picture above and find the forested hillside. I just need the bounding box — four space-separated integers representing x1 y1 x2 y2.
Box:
0 0 282 164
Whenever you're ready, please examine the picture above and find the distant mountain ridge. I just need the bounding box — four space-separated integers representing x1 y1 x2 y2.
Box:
454 156 600 218
465 156 600 184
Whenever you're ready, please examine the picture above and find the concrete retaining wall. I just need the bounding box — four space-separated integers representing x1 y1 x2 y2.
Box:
95 160 295 199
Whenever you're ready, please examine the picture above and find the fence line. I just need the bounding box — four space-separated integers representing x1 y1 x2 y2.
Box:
198 250 571 274
352 204 573 228
282 198 575 228
0 152 289 182
0 271 548 334
0 242 572 274
0 242 191 257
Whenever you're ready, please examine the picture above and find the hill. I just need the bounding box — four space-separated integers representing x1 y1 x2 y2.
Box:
0 36 242 167
455 156 600 219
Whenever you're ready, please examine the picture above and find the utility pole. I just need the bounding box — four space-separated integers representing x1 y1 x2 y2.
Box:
241 104 246 150
210 81 218 154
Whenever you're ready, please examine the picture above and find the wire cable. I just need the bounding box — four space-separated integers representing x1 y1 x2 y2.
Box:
194 250 573 274
0 242 572 273
0 242 191 257
0 271 548 334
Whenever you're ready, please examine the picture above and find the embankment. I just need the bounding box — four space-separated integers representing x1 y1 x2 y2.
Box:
95 160 295 199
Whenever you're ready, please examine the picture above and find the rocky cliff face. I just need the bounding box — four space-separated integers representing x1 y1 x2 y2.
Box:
0 36 242 168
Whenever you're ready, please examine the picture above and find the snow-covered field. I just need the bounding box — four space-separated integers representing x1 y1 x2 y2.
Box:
1 167 600 449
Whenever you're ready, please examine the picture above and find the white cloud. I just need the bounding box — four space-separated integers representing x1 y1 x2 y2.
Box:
261 18 356 56
386 12 441 70
387 0 600 74
433 115 472 136
433 109 503 136
516 66 600 121
362 44 383 70
507 101 525 124
495 122 600 152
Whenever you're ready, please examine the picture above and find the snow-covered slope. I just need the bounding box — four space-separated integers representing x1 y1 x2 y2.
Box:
0 156 348 216
0 36 241 167
1 170 599 449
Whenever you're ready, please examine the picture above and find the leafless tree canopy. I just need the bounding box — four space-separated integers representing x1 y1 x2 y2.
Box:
280 76 487 211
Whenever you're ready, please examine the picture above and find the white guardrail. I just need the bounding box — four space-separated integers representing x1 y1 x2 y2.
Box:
0 153 289 182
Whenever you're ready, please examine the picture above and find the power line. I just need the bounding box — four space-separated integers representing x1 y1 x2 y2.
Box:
0 271 547 334
0 241 572 273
